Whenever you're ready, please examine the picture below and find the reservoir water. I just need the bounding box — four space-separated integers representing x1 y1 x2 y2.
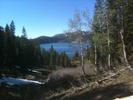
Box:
40 42 89 58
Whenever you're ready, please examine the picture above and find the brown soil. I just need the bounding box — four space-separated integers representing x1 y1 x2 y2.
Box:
45 68 133 100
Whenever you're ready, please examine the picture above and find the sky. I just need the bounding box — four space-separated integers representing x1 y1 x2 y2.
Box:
0 0 96 38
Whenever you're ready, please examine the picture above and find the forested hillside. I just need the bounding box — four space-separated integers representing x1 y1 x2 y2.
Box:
43 0 133 99
0 0 133 100
0 21 71 74
31 34 68 44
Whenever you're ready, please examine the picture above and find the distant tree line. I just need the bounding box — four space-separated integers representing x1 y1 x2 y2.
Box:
0 21 71 71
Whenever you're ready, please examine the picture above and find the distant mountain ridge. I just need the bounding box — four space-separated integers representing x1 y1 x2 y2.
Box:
31 31 90 44
31 34 68 44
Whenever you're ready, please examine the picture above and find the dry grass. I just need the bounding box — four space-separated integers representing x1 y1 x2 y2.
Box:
42 66 133 100
39 63 97 100
45 63 97 91
47 63 97 82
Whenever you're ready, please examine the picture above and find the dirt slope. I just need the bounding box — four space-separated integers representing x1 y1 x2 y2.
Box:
47 68 133 100
63 69 133 100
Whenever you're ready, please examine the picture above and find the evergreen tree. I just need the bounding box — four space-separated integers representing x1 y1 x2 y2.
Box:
10 20 15 35
5 24 10 33
22 27 27 38
91 0 109 71
0 26 6 66
106 0 133 68
0 21 72 75
90 0 133 71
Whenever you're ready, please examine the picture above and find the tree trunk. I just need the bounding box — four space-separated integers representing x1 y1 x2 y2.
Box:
108 54 111 69
120 3 132 71
94 45 97 65
106 15 111 69
119 29 132 71
80 41 86 75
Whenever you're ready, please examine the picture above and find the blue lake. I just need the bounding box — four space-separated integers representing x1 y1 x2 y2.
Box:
40 42 89 58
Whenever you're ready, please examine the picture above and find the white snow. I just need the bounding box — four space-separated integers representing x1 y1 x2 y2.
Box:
114 95 133 100
31 70 41 73
0 77 42 86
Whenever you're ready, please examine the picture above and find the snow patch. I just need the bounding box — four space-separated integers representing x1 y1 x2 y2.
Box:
114 95 133 100
0 77 42 86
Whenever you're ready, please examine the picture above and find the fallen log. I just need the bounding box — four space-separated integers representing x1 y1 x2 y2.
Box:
97 67 128 84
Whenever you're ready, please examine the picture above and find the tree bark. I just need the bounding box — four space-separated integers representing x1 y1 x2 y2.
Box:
120 3 132 71
80 41 86 75
106 15 111 69
120 30 128 64
94 45 97 65
119 29 132 71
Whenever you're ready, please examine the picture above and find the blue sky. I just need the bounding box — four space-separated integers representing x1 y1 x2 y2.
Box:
0 0 95 38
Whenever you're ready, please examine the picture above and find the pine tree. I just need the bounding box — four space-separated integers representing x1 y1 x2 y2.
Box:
91 0 108 70
106 0 133 69
22 27 27 38
10 20 15 35
0 26 6 66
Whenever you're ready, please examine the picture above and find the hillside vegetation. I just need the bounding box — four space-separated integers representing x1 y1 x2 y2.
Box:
0 0 133 100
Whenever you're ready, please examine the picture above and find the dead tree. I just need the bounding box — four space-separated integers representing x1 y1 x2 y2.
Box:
119 29 132 71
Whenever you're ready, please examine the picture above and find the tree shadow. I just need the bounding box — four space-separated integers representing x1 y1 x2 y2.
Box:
68 83 133 100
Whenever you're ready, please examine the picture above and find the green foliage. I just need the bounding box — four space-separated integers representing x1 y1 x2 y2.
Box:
90 0 109 69
73 51 80 60
0 22 71 72
60 51 70 67
21 27 27 38
107 0 133 64
89 0 133 70
10 20 15 35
